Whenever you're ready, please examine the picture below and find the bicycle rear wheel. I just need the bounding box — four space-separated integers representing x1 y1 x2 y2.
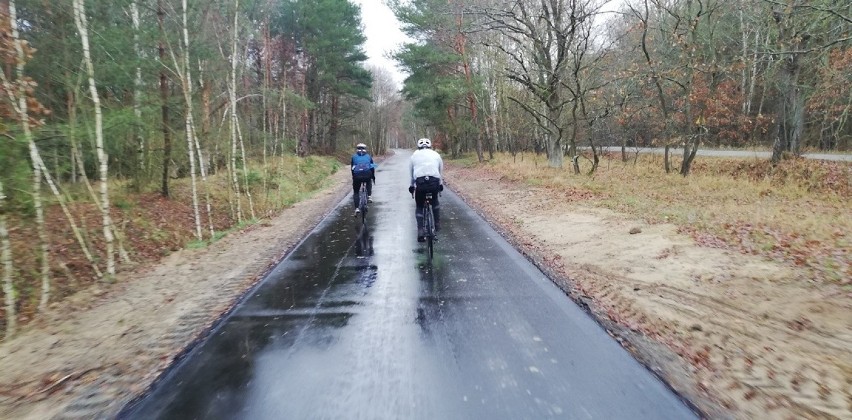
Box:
424 204 435 261
359 186 368 224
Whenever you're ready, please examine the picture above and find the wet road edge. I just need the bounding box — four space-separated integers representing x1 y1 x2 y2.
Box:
116 180 354 418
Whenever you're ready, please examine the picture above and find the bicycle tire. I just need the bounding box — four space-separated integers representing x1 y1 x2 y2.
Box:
359 184 368 224
425 203 435 261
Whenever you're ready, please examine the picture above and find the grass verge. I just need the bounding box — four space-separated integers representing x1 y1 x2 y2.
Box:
0 155 342 336
454 152 850 284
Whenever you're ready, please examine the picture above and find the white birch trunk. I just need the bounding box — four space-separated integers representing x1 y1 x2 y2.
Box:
739 7 748 114
261 21 270 204
229 0 244 223
70 143 130 264
3 0 50 309
194 63 215 238
73 0 115 278
184 109 202 240
0 181 16 338
192 123 215 238
277 85 287 204
179 0 207 240
132 1 145 171
235 119 256 220
32 149 103 278
746 30 761 115
175 0 202 240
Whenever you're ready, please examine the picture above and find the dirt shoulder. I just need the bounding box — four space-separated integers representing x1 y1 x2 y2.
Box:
0 168 351 420
446 164 851 419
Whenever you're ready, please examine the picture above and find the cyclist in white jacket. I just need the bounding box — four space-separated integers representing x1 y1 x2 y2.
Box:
408 138 444 242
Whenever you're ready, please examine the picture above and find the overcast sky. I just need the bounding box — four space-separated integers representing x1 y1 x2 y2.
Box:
354 0 624 88
355 0 410 87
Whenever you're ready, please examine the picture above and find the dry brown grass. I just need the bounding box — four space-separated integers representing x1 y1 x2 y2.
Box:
0 155 342 335
458 152 851 284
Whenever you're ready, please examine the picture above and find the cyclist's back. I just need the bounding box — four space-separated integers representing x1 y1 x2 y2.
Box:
410 148 442 179
351 143 375 215
408 138 443 242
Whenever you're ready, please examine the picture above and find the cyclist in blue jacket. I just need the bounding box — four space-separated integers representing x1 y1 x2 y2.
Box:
351 143 375 215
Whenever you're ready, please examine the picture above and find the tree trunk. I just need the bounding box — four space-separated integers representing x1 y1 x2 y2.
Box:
228 0 244 223
681 131 701 176
262 20 270 200
771 5 808 164
739 7 749 114
329 94 339 150
235 120 256 220
73 0 115 279
67 89 79 183
131 1 144 177
570 99 581 174
0 181 16 338
3 0 50 307
158 0 171 198
68 78 130 263
200 70 211 138
457 24 483 163
70 139 130 265
546 105 563 168
28 89 50 310
178 0 202 240
32 147 103 278
771 54 804 163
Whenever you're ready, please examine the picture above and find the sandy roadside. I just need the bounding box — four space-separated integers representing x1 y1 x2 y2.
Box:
0 168 352 420
445 164 851 419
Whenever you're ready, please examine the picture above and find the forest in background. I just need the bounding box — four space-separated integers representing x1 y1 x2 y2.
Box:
392 0 851 173
0 0 849 338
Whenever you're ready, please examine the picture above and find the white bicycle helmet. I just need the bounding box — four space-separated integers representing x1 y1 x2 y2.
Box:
356 143 367 150
417 138 431 149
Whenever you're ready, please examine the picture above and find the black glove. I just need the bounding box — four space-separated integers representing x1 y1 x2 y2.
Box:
438 184 444 192
408 186 415 194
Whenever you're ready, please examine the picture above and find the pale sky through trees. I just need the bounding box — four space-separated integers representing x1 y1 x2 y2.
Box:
356 0 409 88
356 0 624 89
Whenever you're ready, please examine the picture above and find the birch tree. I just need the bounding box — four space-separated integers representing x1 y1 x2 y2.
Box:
131 0 145 174
0 181 15 337
1 0 50 309
164 0 204 240
228 0 244 223
32 147 104 277
73 0 115 278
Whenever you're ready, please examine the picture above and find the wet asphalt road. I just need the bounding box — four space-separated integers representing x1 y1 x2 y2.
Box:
121 150 696 420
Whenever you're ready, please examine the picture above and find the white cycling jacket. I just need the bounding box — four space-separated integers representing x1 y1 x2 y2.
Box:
409 149 443 185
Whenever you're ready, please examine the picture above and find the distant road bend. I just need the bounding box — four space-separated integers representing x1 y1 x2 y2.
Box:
597 146 852 162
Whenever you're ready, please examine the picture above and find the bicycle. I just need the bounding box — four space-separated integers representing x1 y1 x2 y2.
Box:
422 192 436 261
411 189 438 261
356 181 369 224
